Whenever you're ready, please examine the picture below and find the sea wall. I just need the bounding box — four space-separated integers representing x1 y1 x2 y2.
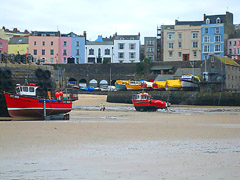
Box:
107 91 240 106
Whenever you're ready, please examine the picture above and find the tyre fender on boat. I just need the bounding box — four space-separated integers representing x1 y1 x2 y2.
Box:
35 69 43 78
37 82 44 91
43 70 51 79
4 80 13 90
3 69 12 79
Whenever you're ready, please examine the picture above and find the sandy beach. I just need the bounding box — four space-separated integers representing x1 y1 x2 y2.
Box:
0 94 240 179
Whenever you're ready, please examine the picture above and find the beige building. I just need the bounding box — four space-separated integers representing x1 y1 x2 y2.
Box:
163 22 202 62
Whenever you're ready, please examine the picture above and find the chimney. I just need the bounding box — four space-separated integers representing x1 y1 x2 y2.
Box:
138 32 140 37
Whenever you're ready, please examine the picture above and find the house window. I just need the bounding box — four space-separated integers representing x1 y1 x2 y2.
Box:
64 41 67 46
204 45 210 52
178 33 182 39
76 41 79 47
168 42 174 49
50 58 53 64
178 42 182 48
118 52 124 59
206 18 210 24
63 57 66 63
51 41 53 46
42 49 45 55
34 49 37 55
129 52 135 59
178 52 182 58
204 36 210 43
147 40 153 45
119 43 124 49
147 55 154 60
192 32 198 39
98 48 101 56
89 48 94 55
50 49 54 55
205 28 208 34
167 32 174 40
229 41 232 46
192 41 198 48
169 52 173 58
42 41 45 46
129 44 135 50
216 17 221 24
63 49 67 56
193 51 197 57
147 47 154 52
234 41 237 46
215 35 221 42
215 44 220 52
234 48 236 55
105 48 110 55
34 41 36 46
76 57 79 63
76 49 80 56
216 27 220 34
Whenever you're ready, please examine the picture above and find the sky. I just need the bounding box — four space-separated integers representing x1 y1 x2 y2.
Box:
1 0 240 42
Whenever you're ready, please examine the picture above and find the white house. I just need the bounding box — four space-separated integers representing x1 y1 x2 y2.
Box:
85 35 114 63
113 33 141 63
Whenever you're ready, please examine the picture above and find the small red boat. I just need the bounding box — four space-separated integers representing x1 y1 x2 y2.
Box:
132 92 168 112
4 84 72 119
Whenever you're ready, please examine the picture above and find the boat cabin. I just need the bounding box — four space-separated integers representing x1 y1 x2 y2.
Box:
16 84 38 96
132 93 151 101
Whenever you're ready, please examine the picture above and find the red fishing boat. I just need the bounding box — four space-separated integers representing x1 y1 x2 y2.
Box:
132 92 169 112
4 84 72 119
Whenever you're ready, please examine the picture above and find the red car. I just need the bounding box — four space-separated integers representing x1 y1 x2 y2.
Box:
132 92 169 112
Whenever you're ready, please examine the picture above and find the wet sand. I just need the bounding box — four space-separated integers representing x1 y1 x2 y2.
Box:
0 94 240 179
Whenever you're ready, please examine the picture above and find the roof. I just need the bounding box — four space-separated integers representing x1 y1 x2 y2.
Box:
115 35 140 40
9 36 29 44
154 75 174 81
175 20 204 26
204 14 227 24
86 41 113 45
151 65 173 71
216 56 240 66
174 68 201 77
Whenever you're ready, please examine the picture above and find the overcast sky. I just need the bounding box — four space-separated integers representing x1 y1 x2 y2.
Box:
1 0 240 42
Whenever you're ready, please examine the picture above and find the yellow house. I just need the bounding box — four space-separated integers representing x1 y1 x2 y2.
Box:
8 36 29 54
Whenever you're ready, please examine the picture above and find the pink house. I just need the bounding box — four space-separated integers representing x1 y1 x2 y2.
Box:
59 36 71 64
29 31 60 64
0 38 8 54
228 38 240 60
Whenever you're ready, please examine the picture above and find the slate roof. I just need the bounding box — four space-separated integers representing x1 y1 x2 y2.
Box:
175 20 204 26
174 68 201 77
204 14 226 24
8 36 28 44
115 35 140 40
154 75 174 81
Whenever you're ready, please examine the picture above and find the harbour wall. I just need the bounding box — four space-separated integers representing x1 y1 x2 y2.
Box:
107 91 240 106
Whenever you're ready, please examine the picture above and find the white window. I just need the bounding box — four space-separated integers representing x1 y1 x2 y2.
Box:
147 40 153 45
193 51 197 57
129 52 135 59
205 28 208 34
204 36 210 43
215 44 220 52
76 49 80 56
206 18 210 24
178 33 182 39
204 45 210 52
216 17 221 24
50 58 53 64
234 41 237 46
215 35 221 42
105 48 110 55
129 44 135 50
192 41 198 48
42 41 45 46
167 32 174 40
168 42 174 49
63 49 67 56
63 57 66 63
178 42 182 48
169 52 173 58
147 47 154 52
216 27 220 34
229 41 232 46
119 43 124 49
192 32 198 39
118 52 124 59
64 41 67 46
178 52 182 58
76 41 79 47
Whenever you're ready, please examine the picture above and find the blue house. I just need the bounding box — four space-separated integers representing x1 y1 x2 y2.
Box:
201 12 234 60
68 32 86 64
